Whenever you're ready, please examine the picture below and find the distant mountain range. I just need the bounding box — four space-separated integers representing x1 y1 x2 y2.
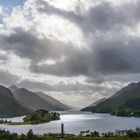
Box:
0 85 30 118
82 82 140 113
9 85 69 111
0 84 69 117
35 92 68 110
2 81 140 118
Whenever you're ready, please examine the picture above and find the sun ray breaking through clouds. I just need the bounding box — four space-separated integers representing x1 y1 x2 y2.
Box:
0 0 140 108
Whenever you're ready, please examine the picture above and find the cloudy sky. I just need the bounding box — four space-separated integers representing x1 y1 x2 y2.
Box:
0 0 140 108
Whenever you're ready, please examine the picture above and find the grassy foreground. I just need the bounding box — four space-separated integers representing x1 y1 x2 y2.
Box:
0 129 140 140
63 137 140 140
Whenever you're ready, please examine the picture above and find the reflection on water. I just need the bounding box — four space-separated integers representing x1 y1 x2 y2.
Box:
0 111 140 135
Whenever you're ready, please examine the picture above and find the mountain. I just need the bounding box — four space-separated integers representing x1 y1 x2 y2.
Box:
0 85 31 117
35 92 70 110
82 98 106 111
9 85 19 92
82 82 140 113
90 98 106 106
10 85 69 111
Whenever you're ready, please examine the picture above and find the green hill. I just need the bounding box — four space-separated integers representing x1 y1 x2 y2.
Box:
0 85 31 118
82 82 140 114
10 85 70 111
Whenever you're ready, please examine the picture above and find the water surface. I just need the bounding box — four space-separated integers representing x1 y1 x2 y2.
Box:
0 110 140 135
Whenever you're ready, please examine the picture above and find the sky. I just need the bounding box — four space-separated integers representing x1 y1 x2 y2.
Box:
0 0 140 108
0 0 24 6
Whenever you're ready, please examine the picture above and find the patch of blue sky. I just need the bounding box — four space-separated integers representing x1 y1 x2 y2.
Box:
0 0 25 7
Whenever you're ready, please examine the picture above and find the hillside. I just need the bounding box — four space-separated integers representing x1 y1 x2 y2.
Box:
35 92 69 110
82 82 140 113
0 85 31 118
10 86 69 111
90 98 106 107
82 98 106 111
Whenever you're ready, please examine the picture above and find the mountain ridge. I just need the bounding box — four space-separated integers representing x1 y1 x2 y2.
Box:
82 81 140 113
0 85 31 117
9 85 70 111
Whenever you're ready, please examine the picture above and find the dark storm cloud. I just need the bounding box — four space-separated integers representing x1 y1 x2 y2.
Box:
92 35 140 74
25 0 140 78
30 49 90 77
1 0 140 87
30 33 140 78
0 28 73 62
36 0 140 33
1 0 140 107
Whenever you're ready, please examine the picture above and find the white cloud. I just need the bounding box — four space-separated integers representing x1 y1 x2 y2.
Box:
0 0 140 107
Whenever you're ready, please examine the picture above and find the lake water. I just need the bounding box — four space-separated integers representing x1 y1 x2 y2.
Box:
0 110 140 135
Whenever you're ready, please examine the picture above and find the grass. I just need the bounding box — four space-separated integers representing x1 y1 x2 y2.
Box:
9 121 32 125
63 136 140 140
0 121 32 125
